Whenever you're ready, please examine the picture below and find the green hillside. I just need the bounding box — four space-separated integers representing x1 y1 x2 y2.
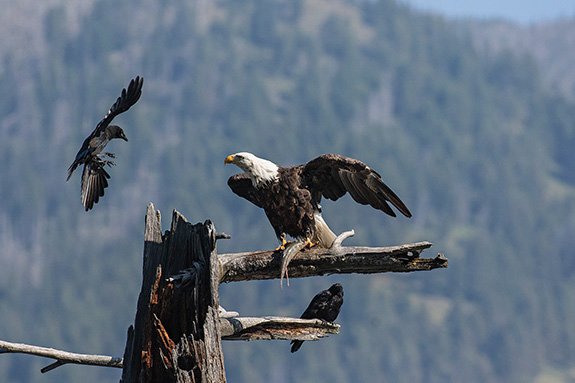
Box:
1 0 575 382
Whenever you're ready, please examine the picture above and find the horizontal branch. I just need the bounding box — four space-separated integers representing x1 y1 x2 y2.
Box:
219 316 339 341
0 315 338 373
218 241 446 283
0 316 338 372
0 339 123 373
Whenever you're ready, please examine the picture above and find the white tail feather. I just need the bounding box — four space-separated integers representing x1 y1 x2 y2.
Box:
312 211 337 248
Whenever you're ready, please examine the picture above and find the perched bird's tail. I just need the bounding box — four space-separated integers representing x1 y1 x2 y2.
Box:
290 340 304 353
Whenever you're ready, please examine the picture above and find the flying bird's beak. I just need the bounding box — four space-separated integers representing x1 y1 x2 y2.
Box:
224 155 235 165
122 136 129 142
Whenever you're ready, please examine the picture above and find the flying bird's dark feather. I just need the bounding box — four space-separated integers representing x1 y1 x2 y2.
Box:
290 283 344 352
67 76 143 211
92 76 144 137
81 162 110 211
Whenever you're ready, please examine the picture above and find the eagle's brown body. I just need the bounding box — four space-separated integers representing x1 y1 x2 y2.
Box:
229 165 316 240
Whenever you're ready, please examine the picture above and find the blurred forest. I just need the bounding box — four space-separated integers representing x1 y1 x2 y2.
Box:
1 0 575 382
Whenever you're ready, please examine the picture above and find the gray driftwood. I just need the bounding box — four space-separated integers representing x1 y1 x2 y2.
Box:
0 340 122 373
218 241 445 283
220 317 339 341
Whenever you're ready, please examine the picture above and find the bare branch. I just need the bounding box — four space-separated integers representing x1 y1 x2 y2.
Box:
220 316 339 341
218 241 446 283
0 340 122 373
330 229 355 248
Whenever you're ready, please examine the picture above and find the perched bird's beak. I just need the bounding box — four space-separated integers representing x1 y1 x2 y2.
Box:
224 155 235 165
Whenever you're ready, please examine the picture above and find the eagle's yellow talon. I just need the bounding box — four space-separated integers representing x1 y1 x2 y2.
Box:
275 238 292 251
304 238 317 249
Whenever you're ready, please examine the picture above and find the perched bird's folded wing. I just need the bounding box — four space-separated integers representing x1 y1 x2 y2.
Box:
302 154 412 218
300 290 332 319
81 161 111 211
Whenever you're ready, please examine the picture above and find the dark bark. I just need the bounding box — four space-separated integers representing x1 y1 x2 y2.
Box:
121 203 226 383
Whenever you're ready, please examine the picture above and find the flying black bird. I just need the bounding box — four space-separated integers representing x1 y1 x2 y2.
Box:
225 152 411 282
67 76 143 211
291 283 344 352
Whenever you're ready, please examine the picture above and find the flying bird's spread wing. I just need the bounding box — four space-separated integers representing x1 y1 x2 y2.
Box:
291 283 344 352
81 161 111 212
227 174 264 208
92 76 144 138
302 154 412 218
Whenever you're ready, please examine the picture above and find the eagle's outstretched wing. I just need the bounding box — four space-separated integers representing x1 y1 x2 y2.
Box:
301 154 412 218
227 174 265 208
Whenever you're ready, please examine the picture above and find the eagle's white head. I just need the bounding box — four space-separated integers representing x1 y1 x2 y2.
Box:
225 152 279 187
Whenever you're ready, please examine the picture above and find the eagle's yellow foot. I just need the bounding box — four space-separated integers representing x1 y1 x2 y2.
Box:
275 238 292 251
304 237 318 249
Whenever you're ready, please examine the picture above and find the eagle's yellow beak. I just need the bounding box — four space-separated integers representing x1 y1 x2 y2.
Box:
224 155 235 165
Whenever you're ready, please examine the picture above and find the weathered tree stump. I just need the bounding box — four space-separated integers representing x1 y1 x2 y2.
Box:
121 203 226 383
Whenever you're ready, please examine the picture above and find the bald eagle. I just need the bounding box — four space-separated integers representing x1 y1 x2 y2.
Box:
225 152 411 281
67 76 143 211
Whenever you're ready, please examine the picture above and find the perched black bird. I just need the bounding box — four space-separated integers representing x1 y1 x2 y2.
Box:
291 283 344 353
67 76 143 211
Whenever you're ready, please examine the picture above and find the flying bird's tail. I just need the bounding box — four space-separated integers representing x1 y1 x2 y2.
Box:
81 162 111 211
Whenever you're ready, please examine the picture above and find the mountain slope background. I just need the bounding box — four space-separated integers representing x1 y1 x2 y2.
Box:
1 0 575 382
